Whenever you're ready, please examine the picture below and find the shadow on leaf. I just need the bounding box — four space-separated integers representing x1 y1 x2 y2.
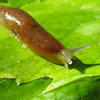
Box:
69 57 100 73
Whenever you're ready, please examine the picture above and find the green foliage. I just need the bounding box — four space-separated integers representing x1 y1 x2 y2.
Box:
0 76 99 100
0 0 100 99
8 0 45 8
0 77 52 100
38 76 100 100
0 0 8 3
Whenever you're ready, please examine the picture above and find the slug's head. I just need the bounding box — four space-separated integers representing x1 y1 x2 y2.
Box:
59 45 90 67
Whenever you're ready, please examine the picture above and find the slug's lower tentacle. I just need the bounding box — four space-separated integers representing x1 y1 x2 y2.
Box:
62 51 72 64
64 62 68 68
64 55 72 65
61 50 73 67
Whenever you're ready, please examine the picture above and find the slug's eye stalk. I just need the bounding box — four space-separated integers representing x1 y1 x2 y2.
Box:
61 45 90 68
72 45 90 53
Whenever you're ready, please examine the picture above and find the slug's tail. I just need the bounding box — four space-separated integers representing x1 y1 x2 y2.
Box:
62 44 90 68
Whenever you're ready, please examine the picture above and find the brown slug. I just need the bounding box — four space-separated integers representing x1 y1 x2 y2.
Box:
0 5 89 67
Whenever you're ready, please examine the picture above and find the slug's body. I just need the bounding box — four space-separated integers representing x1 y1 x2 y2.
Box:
0 5 89 67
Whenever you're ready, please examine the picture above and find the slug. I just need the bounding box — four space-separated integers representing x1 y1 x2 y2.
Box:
0 5 89 67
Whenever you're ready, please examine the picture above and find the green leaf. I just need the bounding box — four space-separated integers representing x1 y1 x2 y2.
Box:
37 76 100 100
0 77 52 100
8 0 45 8
0 0 8 3
0 76 99 100
0 0 100 99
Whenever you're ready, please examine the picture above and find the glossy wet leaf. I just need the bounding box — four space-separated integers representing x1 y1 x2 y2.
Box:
0 0 100 99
